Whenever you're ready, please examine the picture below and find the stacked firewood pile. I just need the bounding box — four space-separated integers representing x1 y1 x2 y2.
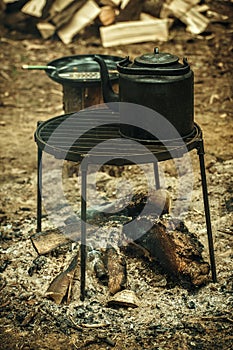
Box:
1 0 215 46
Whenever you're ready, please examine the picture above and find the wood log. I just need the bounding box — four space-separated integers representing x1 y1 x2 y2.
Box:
106 245 127 295
100 18 170 47
30 224 80 255
45 253 78 304
21 0 47 18
49 0 74 18
181 8 209 34
84 188 171 222
124 215 210 288
57 0 100 44
142 0 163 18
0 0 6 23
98 5 116 26
161 0 209 34
0 0 5 12
3 0 28 9
50 0 86 28
36 21 56 39
116 0 143 22
3 10 38 33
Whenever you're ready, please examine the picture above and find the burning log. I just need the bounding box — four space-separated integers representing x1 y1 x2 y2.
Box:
124 215 210 288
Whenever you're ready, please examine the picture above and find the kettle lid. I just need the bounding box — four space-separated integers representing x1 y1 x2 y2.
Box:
134 47 179 67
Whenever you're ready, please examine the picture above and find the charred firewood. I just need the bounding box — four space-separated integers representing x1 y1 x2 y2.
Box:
85 188 171 221
107 289 140 308
45 253 78 304
124 215 210 288
87 247 108 285
106 244 127 295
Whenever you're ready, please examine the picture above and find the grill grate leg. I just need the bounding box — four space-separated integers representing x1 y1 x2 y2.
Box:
154 161 160 190
37 142 42 233
198 140 217 282
80 162 87 301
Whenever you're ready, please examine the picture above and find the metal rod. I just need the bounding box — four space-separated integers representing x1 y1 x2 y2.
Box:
80 162 88 301
37 146 42 233
154 162 160 189
198 140 217 282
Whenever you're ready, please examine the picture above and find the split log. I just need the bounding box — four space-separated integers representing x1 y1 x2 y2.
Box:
161 0 209 34
0 0 5 14
106 245 127 295
181 8 209 34
124 215 210 288
107 289 140 308
50 0 86 28
96 0 121 5
45 253 78 304
49 0 75 18
21 0 47 18
36 21 56 39
85 188 171 221
142 0 163 18
116 0 143 22
57 0 101 44
100 18 170 47
30 224 80 255
3 10 38 32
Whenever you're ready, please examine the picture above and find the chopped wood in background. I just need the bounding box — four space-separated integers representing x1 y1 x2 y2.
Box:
1 0 223 46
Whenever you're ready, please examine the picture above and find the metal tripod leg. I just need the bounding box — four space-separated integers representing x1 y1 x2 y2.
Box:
37 146 42 233
154 161 160 190
198 140 217 282
80 161 87 301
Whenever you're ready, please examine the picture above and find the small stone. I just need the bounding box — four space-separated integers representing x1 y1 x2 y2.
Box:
187 301 196 309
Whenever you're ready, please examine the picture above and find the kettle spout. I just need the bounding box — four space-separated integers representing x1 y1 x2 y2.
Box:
94 55 119 103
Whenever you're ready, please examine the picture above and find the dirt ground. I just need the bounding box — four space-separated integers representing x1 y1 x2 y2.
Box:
0 1 233 349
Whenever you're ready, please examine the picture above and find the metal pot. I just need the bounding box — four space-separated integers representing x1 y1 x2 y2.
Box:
94 48 194 141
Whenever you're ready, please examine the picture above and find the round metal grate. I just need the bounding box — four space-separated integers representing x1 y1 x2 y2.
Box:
35 108 202 164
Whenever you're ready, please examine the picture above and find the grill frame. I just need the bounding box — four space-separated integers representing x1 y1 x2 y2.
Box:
35 107 217 301
35 108 202 164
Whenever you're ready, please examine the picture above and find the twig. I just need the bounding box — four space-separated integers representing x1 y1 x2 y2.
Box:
69 316 83 331
190 315 233 324
200 316 233 324
217 229 233 236
0 300 10 309
98 335 116 347
80 323 110 328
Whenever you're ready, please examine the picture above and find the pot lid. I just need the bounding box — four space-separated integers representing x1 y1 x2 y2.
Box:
134 47 179 67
